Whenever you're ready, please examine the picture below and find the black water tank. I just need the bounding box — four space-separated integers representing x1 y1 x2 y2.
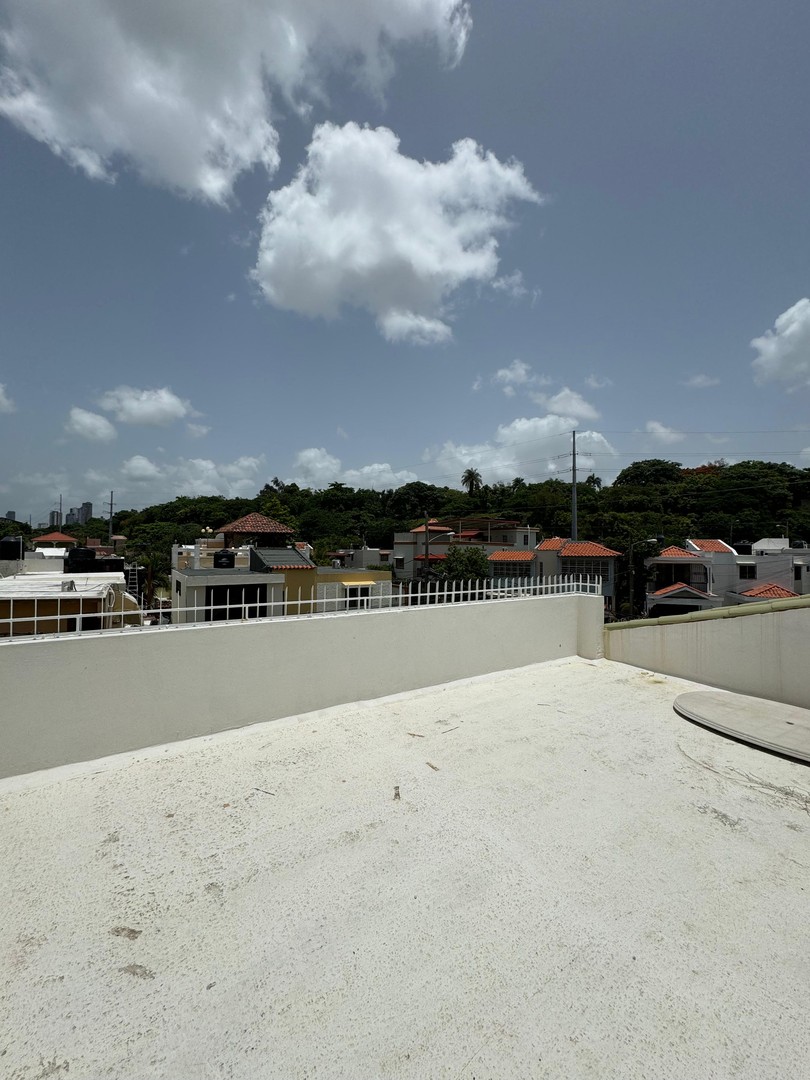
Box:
66 546 97 572
213 548 236 569
97 556 125 573
0 536 24 560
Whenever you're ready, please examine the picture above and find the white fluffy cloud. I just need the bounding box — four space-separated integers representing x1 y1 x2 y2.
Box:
98 386 193 426
290 447 417 489
121 454 162 481
646 420 685 444
492 359 551 398
429 415 616 485
493 359 533 397
533 387 600 421
186 423 211 439
0 0 470 202
65 406 117 442
0 383 15 412
750 298 810 388
254 122 540 343
119 453 263 498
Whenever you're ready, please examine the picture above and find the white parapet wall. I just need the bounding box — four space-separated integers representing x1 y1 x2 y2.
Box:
0 593 603 778
604 597 810 709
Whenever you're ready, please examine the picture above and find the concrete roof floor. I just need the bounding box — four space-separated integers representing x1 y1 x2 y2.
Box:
2 658 809 1080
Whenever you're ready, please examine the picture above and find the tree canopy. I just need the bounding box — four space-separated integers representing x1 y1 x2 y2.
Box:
439 546 491 581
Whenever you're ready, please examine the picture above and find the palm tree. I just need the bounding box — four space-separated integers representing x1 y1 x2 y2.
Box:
461 468 482 496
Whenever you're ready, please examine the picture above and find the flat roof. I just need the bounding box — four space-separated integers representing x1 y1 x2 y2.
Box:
1 658 808 1078
0 572 125 599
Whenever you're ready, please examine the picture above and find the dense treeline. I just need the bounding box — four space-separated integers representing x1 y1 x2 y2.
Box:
23 459 810 583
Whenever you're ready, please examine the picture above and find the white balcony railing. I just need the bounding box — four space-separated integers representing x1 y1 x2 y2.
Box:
0 575 601 642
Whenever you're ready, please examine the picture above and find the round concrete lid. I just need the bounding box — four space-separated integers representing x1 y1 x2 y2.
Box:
674 690 810 764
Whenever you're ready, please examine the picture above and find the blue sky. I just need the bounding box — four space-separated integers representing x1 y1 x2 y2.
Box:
1 0 809 525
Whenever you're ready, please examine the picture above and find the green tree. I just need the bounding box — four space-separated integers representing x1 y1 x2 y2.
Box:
461 468 482 496
439 546 491 581
0 519 32 540
613 460 683 487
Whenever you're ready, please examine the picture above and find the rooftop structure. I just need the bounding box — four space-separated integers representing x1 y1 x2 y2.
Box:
32 530 79 547
219 513 294 546
2 654 808 1078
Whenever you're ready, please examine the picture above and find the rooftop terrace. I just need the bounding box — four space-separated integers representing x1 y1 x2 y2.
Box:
2 656 808 1079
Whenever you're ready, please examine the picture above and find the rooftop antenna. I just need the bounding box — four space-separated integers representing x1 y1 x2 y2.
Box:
108 490 115 544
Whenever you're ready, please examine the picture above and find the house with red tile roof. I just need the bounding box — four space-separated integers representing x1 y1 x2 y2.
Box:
738 582 800 601
488 549 540 578
645 537 809 617
391 519 539 580
534 538 623 611
172 523 393 624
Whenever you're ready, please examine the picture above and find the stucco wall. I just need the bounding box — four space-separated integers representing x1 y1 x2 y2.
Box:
604 598 810 708
0 594 602 778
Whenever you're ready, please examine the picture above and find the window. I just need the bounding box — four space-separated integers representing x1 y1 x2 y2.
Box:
492 562 532 579
560 559 610 580
205 583 267 621
394 556 405 570
347 586 371 610
379 552 389 563
523 534 529 545
739 564 757 580
795 565 802 582
175 579 182 595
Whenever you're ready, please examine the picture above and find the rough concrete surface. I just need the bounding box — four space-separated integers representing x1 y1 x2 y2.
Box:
1 658 809 1079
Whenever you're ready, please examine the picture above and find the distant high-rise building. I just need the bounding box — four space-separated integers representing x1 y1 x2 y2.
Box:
65 509 79 526
4 511 14 521
80 502 93 524
49 510 62 530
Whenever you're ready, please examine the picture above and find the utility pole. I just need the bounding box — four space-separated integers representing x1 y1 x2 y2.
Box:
58 493 63 529
571 429 578 541
108 491 114 544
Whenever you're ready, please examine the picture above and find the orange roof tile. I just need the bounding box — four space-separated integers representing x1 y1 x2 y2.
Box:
220 513 294 535
537 537 567 550
412 520 453 534
689 539 735 553
739 583 799 599
32 531 79 544
652 581 711 597
488 549 536 562
656 545 698 559
413 553 447 561
560 541 622 558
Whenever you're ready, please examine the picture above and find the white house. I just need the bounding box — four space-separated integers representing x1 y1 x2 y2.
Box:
392 518 539 580
645 538 806 617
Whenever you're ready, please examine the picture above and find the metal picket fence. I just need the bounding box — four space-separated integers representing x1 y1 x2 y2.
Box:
0 575 601 642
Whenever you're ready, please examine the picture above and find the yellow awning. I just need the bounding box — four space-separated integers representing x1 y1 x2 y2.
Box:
340 580 376 587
